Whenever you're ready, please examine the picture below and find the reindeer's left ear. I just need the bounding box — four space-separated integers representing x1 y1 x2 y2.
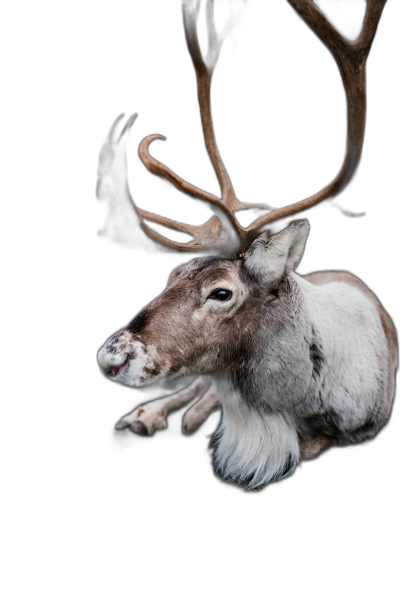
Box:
244 219 310 284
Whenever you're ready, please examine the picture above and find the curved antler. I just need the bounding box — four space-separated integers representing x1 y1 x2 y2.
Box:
117 0 386 252
245 0 387 235
97 112 225 251
138 133 255 247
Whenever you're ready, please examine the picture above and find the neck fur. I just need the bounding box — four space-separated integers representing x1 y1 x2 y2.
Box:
211 379 300 490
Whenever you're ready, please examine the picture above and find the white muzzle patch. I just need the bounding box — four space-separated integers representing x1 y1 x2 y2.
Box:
97 331 161 388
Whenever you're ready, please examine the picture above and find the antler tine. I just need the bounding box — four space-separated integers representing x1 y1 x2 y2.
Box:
244 0 387 236
138 133 245 246
98 115 245 259
182 0 243 212
96 114 206 238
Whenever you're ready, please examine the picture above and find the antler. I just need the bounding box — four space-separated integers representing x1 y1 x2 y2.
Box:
246 0 387 235
130 0 386 251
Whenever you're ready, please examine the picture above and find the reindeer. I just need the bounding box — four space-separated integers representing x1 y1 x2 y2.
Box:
97 0 398 489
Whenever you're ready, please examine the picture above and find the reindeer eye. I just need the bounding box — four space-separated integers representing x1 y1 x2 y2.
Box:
207 289 232 302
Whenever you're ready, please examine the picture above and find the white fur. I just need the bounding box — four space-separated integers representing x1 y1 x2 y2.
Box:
123 341 156 386
295 274 388 427
97 335 128 372
213 380 300 490
117 397 169 433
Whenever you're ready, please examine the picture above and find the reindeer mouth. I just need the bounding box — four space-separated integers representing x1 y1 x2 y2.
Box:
109 355 131 379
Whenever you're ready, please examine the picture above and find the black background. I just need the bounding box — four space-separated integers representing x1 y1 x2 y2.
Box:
58 0 400 568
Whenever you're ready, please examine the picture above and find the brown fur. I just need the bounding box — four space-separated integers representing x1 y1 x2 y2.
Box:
299 434 335 460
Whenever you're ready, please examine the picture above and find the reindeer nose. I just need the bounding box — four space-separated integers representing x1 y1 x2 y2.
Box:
97 341 131 379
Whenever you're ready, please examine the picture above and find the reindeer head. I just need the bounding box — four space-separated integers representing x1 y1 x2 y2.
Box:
97 219 310 386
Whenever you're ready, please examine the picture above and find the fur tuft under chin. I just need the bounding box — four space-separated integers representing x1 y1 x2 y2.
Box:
210 399 300 490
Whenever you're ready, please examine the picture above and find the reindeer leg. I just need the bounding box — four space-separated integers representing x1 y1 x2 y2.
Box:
182 383 220 435
115 376 211 436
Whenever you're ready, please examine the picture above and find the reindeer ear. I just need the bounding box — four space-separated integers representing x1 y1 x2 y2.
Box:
244 220 310 284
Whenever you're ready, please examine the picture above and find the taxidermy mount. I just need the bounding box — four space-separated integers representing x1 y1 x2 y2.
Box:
97 0 398 490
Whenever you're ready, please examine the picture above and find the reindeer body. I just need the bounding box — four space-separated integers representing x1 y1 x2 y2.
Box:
98 221 397 490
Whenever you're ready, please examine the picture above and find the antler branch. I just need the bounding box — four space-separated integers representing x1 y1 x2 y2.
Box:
182 0 242 212
138 133 249 247
245 0 386 234
97 115 241 258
